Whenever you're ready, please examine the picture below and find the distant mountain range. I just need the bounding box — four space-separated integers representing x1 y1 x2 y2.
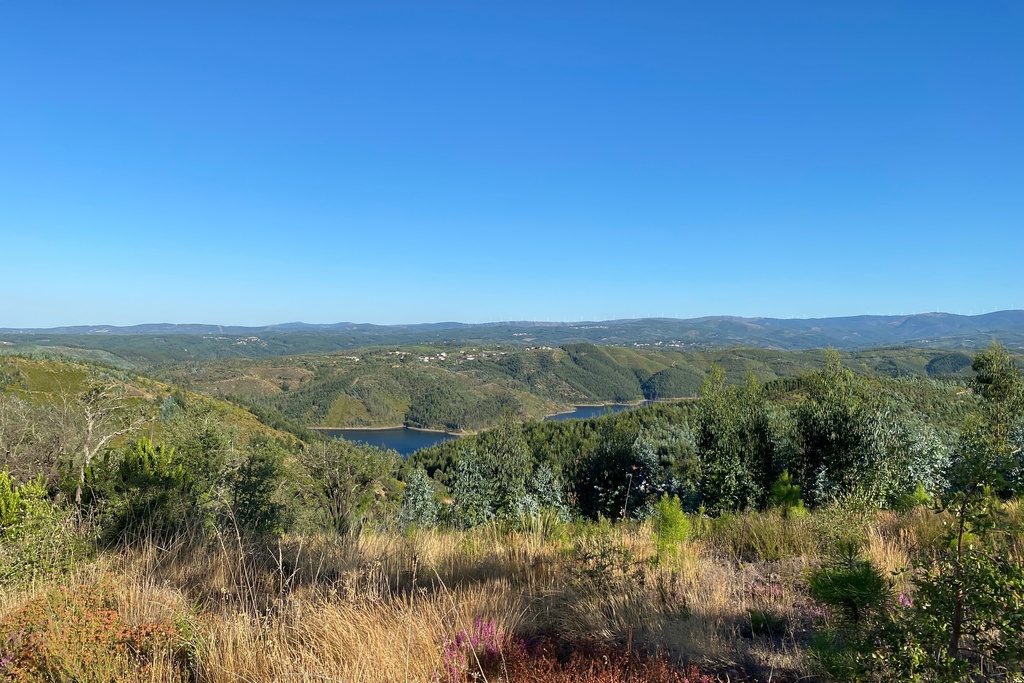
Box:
2 311 1023 364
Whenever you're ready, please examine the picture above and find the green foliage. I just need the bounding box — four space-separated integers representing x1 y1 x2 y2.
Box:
159 406 234 522
406 382 471 431
157 392 182 422
769 470 803 511
652 493 690 565
641 366 703 399
487 412 532 519
558 344 644 403
840 410 1024 681
925 352 973 377
809 543 891 629
300 439 399 534
895 481 933 512
0 472 80 585
871 543 1024 682
794 350 880 506
574 424 663 520
449 448 495 529
399 467 438 530
231 438 288 538
694 368 773 512
435 415 541 528
972 340 1024 408
524 463 568 520
89 438 190 543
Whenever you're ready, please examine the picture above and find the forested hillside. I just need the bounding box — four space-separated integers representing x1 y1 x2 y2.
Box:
148 344 993 431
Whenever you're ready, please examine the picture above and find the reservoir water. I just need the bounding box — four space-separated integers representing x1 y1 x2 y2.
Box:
322 427 457 456
327 403 644 455
543 404 636 421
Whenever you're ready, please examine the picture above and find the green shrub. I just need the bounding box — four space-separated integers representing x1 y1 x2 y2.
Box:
0 471 81 585
807 544 890 681
399 467 439 530
231 438 288 538
769 469 809 518
652 493 690 566
808 542 890 630
87 438 190 543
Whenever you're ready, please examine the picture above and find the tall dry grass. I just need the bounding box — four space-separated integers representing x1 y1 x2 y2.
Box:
1 505 976 682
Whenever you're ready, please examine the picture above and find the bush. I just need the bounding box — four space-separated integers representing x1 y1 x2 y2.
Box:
652 493 690 566
87 438 190 543
769 469 808 518
0 580 191 682
399 467 438 530
808 543 890 630
231 438 288 538
0 471 81 585
806 544 891 681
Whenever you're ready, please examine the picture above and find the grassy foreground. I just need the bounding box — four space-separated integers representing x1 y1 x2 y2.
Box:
5 501 1015 683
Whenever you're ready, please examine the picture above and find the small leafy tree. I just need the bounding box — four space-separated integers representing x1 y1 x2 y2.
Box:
769 470 807 517
450 448 494 529
231 438 288 539
525 463 568 520
807 543 891 681
301 439 398 534
487 411 532 519
810 542 891 630
862 417 1024 682
574 424 663 520
695 368 774 513
856 355 1024 682
794 350 880 507
399 467 438 530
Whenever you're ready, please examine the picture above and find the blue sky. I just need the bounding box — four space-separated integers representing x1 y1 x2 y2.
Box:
1 2 1022 327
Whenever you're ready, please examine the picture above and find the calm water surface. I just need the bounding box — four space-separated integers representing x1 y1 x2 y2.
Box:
544 404 637 421
328 403 646 455
324 427 457 456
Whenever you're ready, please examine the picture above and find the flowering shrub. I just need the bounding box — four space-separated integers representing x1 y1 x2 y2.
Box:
504 637 717 683
438 617 504 682
436 619 716 683
0 581 190 682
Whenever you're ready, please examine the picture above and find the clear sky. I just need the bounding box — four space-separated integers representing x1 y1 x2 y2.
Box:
1 2 1021 327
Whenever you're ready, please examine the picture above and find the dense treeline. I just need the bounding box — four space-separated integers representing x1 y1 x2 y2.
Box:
411 347 999 522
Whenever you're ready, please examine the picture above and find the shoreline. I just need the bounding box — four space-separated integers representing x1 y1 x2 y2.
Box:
542 400 648 419
311 425 462 436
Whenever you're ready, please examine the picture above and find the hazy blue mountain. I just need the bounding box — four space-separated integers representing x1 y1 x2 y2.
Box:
3 311 1023 364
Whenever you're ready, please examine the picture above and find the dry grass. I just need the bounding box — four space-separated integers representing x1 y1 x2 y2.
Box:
1 506 967 682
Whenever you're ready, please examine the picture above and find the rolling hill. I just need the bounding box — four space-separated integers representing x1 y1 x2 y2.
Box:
150 343 993 432
2 311 1024 366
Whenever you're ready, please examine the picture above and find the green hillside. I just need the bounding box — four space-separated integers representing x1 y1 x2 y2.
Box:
148 343 997 432
0 354 295 445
